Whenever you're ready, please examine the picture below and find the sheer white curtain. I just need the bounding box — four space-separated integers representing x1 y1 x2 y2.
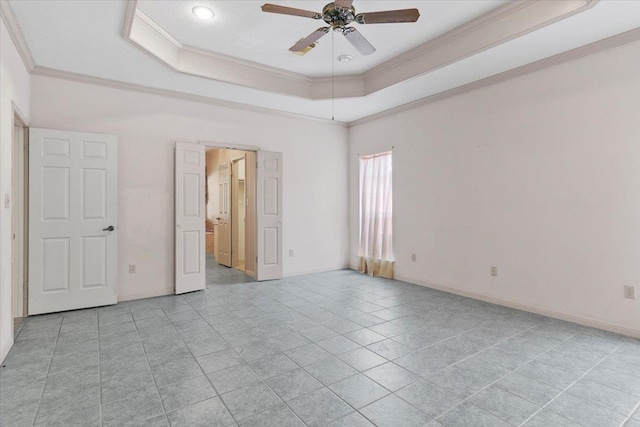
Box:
358 151 394 278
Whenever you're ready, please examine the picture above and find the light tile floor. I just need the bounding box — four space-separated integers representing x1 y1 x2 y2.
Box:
2 264 640 426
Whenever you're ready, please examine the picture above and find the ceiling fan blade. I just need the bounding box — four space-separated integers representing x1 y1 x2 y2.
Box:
261 4 322 19
355 9 420 24
335 0 354 9
342 27 376 56
290 28 330 53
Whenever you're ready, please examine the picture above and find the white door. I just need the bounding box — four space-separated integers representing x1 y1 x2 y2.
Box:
256 151 283 281
175 142 206 294
217 161 232 267
29 128 118 315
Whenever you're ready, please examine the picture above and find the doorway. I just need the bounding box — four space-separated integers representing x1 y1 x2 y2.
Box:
205 148 256 284
11 111 28 335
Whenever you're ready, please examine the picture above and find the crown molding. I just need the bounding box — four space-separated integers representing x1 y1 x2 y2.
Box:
124 0 598 101
350 27 640 127
122 0 138 39
0 0 35 71
30 65 349 128
362 0 599 94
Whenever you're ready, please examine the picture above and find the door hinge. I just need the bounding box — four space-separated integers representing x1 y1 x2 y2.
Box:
256 256 258 263
256 161 258 169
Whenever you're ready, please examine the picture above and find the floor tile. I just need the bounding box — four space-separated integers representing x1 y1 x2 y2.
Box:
437 402 511 427
469 385 540 425
360 394 432 427
265 368 324 401
158 375 216 412
395 380 463 418
338 347 387 371
327 412 375 427
248 352 299 379
101 387 164 427
545 392 626 427
366 339 412 360
317 336 362 355
166 397 234 427
207 363 262 394
149 354 203 387
305 356 359 385
285 343 333 366
516 360 581 390
493 372 561 406
196 349 244 374
235 340 279 362
428 362 509 399
237 403 305 427
363 362 419 391
566 377 639 416
345 329 386 346
329 373 390 409
220 381 283 421
288 388 353 427
522 409 582 427
8 265 640 427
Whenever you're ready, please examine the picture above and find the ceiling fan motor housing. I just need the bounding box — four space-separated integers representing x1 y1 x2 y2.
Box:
322 2 356 29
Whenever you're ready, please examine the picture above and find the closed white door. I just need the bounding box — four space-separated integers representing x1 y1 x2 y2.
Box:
256 151 283 281
175 142 206 294
217 161 232 267
29 128 118 315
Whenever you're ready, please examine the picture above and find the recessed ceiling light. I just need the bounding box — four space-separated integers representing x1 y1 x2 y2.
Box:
337 54 353 63
192 6 215 20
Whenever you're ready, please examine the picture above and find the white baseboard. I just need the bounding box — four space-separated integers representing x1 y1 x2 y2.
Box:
1 337 13 364
393 273 640 339
284 264 351 278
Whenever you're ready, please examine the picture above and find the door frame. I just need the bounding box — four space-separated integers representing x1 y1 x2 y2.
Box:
231 155 246 271
199 141 258 279
11 103 28 326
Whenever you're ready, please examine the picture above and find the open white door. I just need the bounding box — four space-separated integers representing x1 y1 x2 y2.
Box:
175 142 206 294
256 151 283 281
217 161 232 267
29 128 118 315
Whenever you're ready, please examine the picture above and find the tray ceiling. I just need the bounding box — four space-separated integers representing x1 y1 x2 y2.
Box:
5 0 640 123
136 1 508 78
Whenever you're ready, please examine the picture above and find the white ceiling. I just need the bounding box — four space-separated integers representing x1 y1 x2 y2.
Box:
136 0 507 77
7 0 640 123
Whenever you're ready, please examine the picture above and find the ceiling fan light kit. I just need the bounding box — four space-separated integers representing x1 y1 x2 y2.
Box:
261 1 420 56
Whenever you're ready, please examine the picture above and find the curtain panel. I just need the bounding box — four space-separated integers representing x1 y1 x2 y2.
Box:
358 151 394 279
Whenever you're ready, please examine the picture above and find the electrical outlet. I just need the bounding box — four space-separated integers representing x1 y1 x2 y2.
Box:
289 250 294 257
129 264 136 274
490 266 498 277
411 254 416 262
624 286 636 300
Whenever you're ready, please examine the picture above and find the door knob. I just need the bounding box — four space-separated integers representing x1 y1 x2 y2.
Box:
102 225 115 231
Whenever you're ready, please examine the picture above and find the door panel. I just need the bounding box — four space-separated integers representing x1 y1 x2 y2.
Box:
29 128 118 315
175 142 206 294
256 151 283 281
217 161 232 267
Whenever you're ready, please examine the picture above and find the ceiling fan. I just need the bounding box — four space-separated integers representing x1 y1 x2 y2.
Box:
261 1 420 56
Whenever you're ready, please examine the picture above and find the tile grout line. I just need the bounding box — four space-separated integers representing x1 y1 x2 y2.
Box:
96 313 103 427
428 322 582 425
183 292 277 426
516 341 626 427
204 291 342 427
620 394 640 427
29 319 62 426
197 280 375 426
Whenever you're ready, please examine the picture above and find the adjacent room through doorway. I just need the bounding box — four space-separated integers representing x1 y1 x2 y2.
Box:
205 148 256 284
